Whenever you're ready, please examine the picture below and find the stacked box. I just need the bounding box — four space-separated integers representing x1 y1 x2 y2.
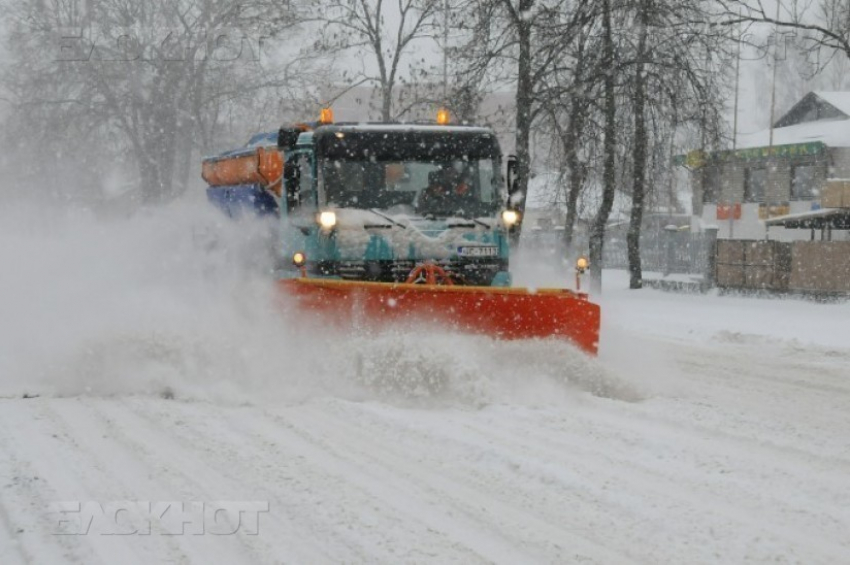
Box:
714 239 792 291
715 240 744 288
773 243 793 291
745 240 774 266
789 242 850 292
716 264 745 287
758 203 791 219
821 180 850 208
745 265 775 289
716 240 745 265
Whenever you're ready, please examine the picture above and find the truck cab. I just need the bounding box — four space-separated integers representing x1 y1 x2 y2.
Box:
279 124 517 286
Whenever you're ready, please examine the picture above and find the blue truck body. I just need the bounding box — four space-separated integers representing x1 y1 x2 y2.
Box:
204 122 518 286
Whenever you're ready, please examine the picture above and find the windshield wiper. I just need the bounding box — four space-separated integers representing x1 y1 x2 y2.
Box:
446 217 492 229
368 208 407 229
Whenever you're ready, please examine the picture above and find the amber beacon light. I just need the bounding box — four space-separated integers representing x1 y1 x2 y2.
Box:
436 108 450 125
575 256 589 292
576 256 589 273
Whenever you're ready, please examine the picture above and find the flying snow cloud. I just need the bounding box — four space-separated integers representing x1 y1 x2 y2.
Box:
0 199 637 406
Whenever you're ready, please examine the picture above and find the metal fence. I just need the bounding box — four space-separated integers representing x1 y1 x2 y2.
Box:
603 231 715 275
519 228 716 277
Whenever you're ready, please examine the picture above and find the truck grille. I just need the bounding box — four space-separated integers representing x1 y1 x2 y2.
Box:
315 259 506 286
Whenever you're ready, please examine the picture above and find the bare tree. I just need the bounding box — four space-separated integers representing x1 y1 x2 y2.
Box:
455 0 595 242
627 0 651 289
541 19 604 256
588 0 617 293
310 0 442 121
1 0 311 206
721 0 850 63
618 0 730 288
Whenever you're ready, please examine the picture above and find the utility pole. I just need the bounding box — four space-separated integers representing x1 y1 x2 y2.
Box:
732 11 742 152
443 0 449 102
768 1 780 148
766 0 781 231
730 10 742 239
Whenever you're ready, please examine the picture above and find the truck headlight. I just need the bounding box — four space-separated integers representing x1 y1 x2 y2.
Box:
501 209 519 226
318 211 337 229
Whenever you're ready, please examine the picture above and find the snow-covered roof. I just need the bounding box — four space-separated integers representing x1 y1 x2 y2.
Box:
736 91 850 148
737 118 850 149
764 206 850 228
813 91 850 117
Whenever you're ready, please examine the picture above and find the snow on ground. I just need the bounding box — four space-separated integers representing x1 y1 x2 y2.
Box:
1 203 850 564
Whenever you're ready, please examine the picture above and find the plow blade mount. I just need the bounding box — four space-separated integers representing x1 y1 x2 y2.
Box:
278 279 601 355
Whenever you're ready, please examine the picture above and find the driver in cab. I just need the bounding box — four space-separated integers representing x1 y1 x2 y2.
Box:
417 163 472 215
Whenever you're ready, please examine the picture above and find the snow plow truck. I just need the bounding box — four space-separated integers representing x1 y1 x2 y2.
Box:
201 109 600 354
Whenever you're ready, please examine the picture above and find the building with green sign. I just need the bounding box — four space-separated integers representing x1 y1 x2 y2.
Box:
682 91 850 242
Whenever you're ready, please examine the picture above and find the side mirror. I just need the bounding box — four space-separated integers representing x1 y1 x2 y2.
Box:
278 126 302 150
505 155 523 243
506 155 518 201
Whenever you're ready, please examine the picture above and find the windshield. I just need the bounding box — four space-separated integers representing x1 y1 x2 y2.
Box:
315 129 503 218
322 158 499 218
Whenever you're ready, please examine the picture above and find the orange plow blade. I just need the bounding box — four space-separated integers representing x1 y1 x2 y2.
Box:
277 279 601 355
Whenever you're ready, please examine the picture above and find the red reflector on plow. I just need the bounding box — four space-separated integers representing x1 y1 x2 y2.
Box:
277 279 601 355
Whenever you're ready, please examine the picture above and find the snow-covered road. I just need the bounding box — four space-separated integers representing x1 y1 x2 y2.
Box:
2 207 849 564
3 320 850 564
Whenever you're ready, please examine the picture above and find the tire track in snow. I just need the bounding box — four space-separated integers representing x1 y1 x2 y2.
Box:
48 397 277 565
612 337 850 463
275 402 642 565
138 398 498 564
592 399 850 483
675 340 850 401
32 398 200 565
454 406 850 560
0 399 132 565
259 409 606 564
313 400 850 564
676 355 850 414
86 397 334 565
0 468 29 565
112 396 427 564
3 330 849 564
496 398 850 512
668 343 850 463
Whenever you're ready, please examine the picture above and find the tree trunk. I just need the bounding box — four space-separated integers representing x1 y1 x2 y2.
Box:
627 0 650 290
381 84 393 121
589 0 617 293
562 36 588 254
138 104 179 205
138 148 169 205
562 95 586 254
511 0 534 245
173 120 194 200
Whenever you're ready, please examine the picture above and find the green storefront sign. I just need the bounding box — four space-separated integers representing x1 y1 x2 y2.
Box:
674 141 826 168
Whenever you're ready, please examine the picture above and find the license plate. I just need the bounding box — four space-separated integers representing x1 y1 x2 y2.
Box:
457 246 497 257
